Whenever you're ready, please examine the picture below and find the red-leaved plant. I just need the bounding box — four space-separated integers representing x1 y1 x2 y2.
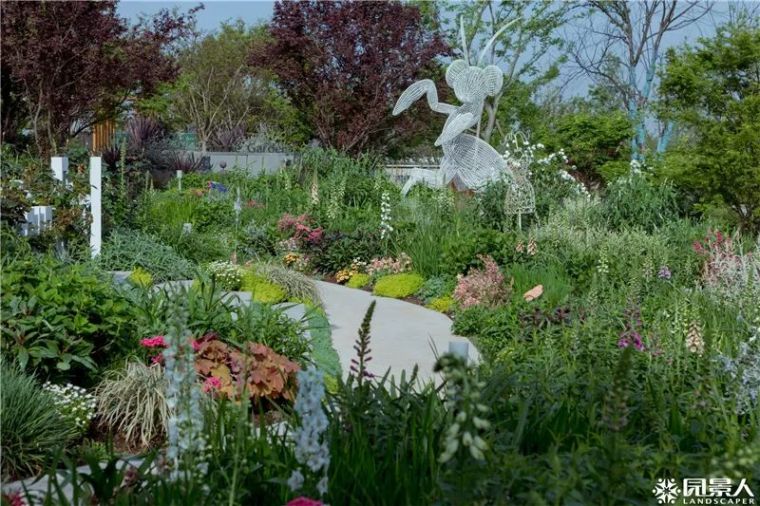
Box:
453 255 512 308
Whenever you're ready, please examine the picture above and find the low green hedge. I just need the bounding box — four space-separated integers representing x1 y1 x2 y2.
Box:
241 272 287 304
372 273 424 299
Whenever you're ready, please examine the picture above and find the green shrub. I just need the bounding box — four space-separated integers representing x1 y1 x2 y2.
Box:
241 271 287 303
232 303 309 363
252 262 322 306
427 295 454 313
417 275 455 303
1 256 140 384
373 273 424 298
128 266 153 288
347 273 371 289
1 363 78 479
98 229 195 282
598 173 682 232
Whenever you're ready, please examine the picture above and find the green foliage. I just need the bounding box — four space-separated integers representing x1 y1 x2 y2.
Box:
346 273 371 289
1 256 139 384
127 266 153 288
372 273 424 299
252 262 322 306
426 295 454 313
1 363 78 480
98 229 195 282
241 271 287 304
551 110 632 183
417 275 455 302
660 22 760 231
598 173 682 232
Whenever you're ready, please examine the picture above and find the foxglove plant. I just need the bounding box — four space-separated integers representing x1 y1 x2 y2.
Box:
288 366 330 499
379 190 393 240
162 302 207 481
434 354 490 463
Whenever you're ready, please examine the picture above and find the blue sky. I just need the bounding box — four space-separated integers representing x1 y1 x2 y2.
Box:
117 1 736 97
118 1 274 32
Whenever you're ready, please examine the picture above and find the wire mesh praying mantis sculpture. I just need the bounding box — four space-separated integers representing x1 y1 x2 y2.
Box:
393 19 524 196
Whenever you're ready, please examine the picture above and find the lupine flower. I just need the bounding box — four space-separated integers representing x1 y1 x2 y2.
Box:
658 265 672 280
288 366 329 498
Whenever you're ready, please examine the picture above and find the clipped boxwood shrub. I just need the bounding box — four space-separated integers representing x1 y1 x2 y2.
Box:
347 273 371 289
241 272 286 303
373 273 424 299
426 295 454 313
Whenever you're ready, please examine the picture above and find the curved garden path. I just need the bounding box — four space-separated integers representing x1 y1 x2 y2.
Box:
314 280 479 385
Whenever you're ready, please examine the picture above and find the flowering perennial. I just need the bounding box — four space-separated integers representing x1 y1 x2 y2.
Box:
453 255 509 308
288 366 330 499
367 253 411 277
43 382 96 434
379 190 393 240
434 354 490 463
162 306 207 481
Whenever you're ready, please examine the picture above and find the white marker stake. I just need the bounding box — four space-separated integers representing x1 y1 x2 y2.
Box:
177 170 183 191
89 157 102 257
448 341 470 363
51 156 68 182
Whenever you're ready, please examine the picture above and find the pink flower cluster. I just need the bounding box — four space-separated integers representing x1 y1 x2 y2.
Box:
140 336 166 348
202 376 222 393
453 255 508 308
286 498 323 506
367 253 412 276
277 213 324 247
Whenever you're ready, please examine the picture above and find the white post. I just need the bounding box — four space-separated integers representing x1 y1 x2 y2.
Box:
89 157 102 257
448 341 470 363
51 156 68 182
177 170 183 191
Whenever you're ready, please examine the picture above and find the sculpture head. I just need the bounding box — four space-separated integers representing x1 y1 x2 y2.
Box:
445 60 503 104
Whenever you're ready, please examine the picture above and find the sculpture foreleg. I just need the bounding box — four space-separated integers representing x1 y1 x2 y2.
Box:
393 80 455 116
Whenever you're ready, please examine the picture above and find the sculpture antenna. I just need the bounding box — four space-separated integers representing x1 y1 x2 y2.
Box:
459 16 469 65
477 19 519 66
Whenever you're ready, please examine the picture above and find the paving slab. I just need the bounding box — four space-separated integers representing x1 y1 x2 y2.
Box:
313 280 478 386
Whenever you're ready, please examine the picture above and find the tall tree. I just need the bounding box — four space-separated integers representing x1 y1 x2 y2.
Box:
0 1 196 155
166 21 288 152
437 0 572 143
571 1 712 161
251 0 448 155
659 18 760 232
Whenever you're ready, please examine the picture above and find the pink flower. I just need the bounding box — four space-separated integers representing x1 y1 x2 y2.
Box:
202 376 223 393
151 354 164 365
2 491 26 506
453 255 507 308
140 336 166 348
191 339 202 352
286 498 323 506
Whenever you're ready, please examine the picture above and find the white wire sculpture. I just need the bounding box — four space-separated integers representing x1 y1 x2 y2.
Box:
502 131 536 217
393 19 517 194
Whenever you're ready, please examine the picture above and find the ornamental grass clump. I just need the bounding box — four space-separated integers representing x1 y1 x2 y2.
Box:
288 366 330 500
453 255 511 308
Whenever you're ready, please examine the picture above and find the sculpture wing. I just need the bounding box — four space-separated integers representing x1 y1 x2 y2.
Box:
435 113 475 146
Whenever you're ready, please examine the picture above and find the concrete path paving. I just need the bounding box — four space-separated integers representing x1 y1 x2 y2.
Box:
314 280 478 386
